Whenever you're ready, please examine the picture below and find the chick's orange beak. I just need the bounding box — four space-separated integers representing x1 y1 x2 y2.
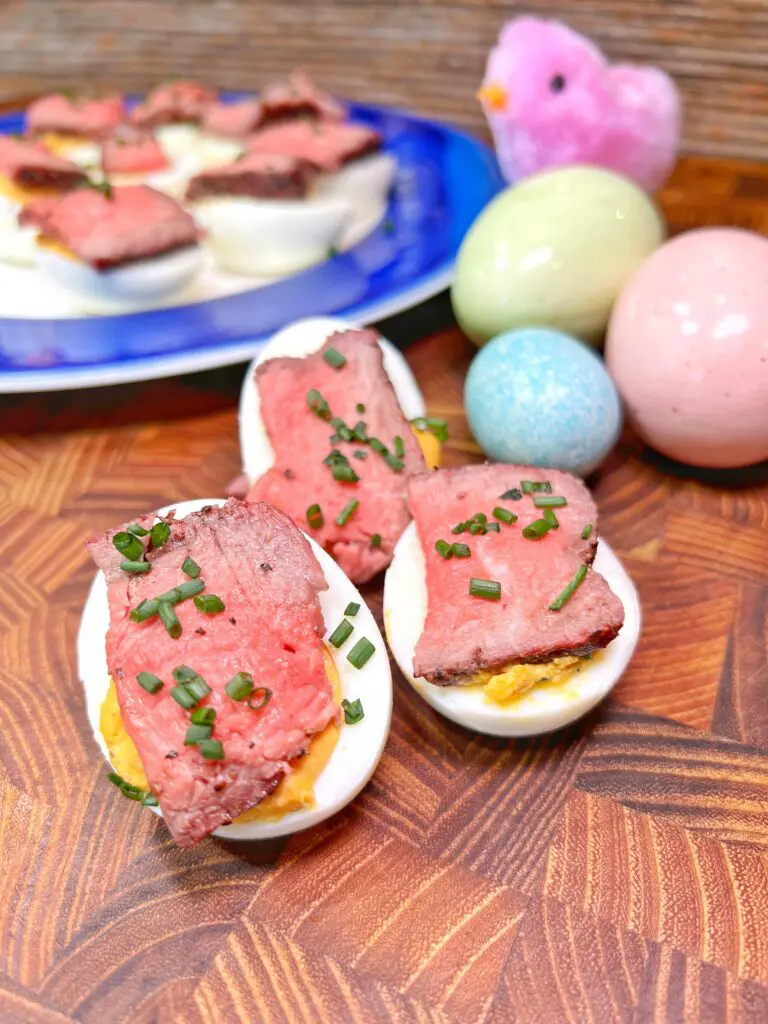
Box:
477 82 509 112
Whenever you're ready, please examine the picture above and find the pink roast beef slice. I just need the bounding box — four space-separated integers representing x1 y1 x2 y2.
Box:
409 464 625 684
26 93 125 139
185 151 315 201
247 329 425 583
86 499 335 847
130 81 216 128
25 184 199 269
202 99 264 138
248 120 381 172
260 69 345 124
101 129 170 175
0 136 86 191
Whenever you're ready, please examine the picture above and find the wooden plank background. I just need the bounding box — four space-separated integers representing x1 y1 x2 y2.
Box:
1 1 768 160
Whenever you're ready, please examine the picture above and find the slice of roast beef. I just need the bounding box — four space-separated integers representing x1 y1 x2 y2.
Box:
86 499 336 848
25 184 199 269
185 151 315 201
409 464 625 684
248 120 381 172
130 81 216 128
247 329 425 583
25 92 124 139
202 99 264 138
101 127 170 175
260 69 345 125
0 136 86 191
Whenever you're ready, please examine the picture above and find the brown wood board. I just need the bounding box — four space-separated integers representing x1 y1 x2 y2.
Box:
1 155 768 1023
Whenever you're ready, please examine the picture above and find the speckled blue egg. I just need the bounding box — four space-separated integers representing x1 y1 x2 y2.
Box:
464 327 622 475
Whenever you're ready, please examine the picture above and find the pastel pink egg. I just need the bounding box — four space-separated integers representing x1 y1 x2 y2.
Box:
606 228 768 468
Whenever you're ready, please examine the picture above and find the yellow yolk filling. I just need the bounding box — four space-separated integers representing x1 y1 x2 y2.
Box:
37 133 91 158
412 425 441 469
100 647 342 822
479 656 587 704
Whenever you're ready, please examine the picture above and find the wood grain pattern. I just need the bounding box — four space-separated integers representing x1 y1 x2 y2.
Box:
2 154 768 1022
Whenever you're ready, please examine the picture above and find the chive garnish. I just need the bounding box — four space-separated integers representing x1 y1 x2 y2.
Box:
452 542 471 558
336 499 359 526
474 513 488 525
199 739 225 760
356 403 366 413
121 560 151 574
137 671 163 694
393 436 404 458
370 533 381 548
347 637 375 669
409 417 449 443
323 347 347 369
533 495 567 508
469 578 502 600
185 677 212 702
469 522 484 535
130 598 158 623
194 594 225 614
385 454 405 472
150 521 171 548
352 422 368 442
521 480 552 495
329 619 354 648
486 522 500 533
451 523 466 534
141 792 159 807
581 523 594 540
522 518 555 540
435 539 453 559
341 697 365 724
331 462 359 483
182 556 201 578
158 601 182 639
369 438 388 455
492 507 518 525
170 684 196 709
307 504 324 529
225 671 254 701
172 664 200 683
184 723 213 745
247 688 272 711
307 388 331 420
353 450 368 460
543 508 559 528
128 523 150 537
344 601 360 617
191 706 216 726
154 579 206 605
500 488 522 501
549 565 588 611
107 771 146 801
113 531 144 561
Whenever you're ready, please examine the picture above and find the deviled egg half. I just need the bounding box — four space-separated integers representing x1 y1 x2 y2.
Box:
79 497 393 841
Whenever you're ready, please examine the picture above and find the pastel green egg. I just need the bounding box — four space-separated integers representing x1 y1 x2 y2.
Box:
451 166 665 347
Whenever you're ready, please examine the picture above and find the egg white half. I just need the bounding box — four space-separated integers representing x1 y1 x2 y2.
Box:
238 315 426 486
79 497 393 841
37 244 205 313
155 124 205 163
384 521 641 737
198 135 247 169
0 203 39 267
191 197 352 276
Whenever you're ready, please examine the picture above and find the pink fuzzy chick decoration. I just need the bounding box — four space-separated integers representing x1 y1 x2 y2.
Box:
478 17 681 192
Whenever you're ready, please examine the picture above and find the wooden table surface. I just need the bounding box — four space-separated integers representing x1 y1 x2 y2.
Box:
2 156 768 1024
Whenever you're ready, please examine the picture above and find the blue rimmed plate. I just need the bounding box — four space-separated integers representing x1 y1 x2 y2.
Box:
0 98 503 392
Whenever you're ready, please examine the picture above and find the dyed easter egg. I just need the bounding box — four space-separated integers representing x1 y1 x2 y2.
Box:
451 166 665 346
606 228 768 468
465 327 622 474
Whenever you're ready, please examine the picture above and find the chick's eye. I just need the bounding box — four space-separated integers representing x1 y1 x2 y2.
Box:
550 74 566 93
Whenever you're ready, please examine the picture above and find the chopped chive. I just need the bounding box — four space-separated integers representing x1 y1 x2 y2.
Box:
336 499 359 526
369 438 388 455
198 739 225 760
549 565 588 611
172 664 200 683
194 594 226 614
485 522 501 533
121 560 151 574
225 671 254 701
186 677 212 702
137 671 163 694
155 579 206 605
353 450 368 460
141 792 159 806
339 425 355 442
521 480 552 495
323 449 342 465
331 463 359 483
150 521 171 548
307 504 324 529
323 347 347 369
191 706 216 726
127 523 150 537
170 684 196 709
307 388 331 420
500 488 522 501
130 598 158 623
522 518 555 540
184 723 213 745
410 417 448 443
182 556 201 578
352 421 368 442
452 542 471 558
383 218 394 234
347 636 375 669
113 531 144 561
542 508 559 529
385 455 405 472
451 522 466 534
247 688 272 711
344 601 360 617
581 523 594 540
435 539 453 559
469 578 502 600
341 697 365 724
473 512 488 525
492 507 518 525
158 601 182 639
328 619 354 648
107 770 125 788
393 436 404 458
370 533 381 548
533 495 567 508
356 402 366 413
468 522 485 535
